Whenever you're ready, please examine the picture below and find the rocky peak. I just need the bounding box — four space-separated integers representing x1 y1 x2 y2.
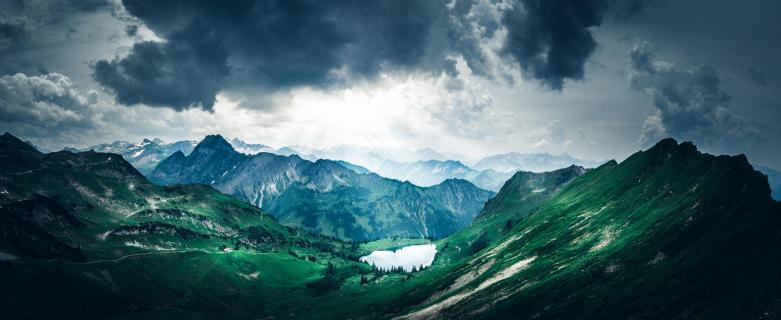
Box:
0 132 41 155
191 134 237 156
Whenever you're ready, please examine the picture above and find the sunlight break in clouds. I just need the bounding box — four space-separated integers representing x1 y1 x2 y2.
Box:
210 71 508 152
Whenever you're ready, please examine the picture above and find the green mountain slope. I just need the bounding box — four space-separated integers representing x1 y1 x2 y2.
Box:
434 165 588 263
0 133 364 319
478 165 588 221
386 138 781 319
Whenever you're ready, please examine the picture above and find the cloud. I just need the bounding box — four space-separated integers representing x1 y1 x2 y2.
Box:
0 72 231 149
628 41 763 147
501 0 610 90
271 71 508 147
0 0 106 32
92 0 447 110
445 0 506 79
610 0 663 21
0 72 102 143
523 119 570 148
746 67 768 86
124 24 138 36
0 0 107 68
93 20 229 110
0 20 25 51
407 74 505 139
89 0 633 110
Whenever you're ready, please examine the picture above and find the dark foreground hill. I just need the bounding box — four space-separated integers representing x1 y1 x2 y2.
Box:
0 132 364 319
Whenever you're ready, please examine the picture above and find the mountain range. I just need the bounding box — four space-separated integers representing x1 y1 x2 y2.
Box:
473 151 604 173
228 140 594 191
369 159 512 191
230 137 276 155
3 132 781 319
150 135 495 241
44 136 598 193
66 138 198 174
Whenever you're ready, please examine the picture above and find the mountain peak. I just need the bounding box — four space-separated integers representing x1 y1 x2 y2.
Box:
169 150 186 159
194 134 234 153
308 158 353 174
436 178 480 189
0 132 41 154
204 134 227 142
561 164 588 175
643 138 702 162
647 137 681 152
440 177 471 185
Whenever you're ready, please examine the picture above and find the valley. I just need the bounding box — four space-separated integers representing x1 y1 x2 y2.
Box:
2 132 780 319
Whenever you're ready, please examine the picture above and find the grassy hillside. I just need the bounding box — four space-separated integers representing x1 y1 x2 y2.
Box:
435 165 587 263
389 138 781 319
292 138 781 319
0 133 366 319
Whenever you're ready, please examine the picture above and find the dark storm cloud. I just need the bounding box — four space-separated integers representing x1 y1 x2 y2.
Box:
610 0 663 21
92 0 445 110
93 20 229 110
0 0 107 72
747 67 768 86
125 24 138 37
629 42 763 147
92 0 637 110
0 21 25 51
445 0 502 78
501 0 610 90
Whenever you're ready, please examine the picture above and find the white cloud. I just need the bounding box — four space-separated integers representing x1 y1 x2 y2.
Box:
0 73 103 144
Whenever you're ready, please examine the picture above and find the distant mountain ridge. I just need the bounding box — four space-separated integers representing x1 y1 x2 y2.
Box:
26 134 612 191
150 135 495 241
271 144 598 191
229 137 276 155
473 151 603 173
68 138 197 174
67 135 778 198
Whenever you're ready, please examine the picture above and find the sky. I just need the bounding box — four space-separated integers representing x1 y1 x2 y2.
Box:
0 0 779 169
